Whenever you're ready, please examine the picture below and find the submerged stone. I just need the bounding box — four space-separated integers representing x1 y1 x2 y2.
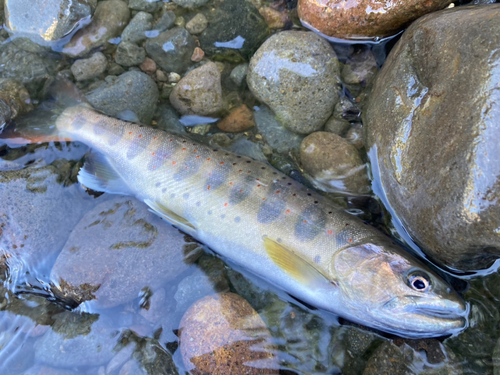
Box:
364 5 500 270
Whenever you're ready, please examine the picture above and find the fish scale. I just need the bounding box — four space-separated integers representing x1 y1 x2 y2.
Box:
1 83 468 338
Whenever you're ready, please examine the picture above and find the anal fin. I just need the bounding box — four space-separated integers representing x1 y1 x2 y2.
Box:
78 151 133 195
263 237 332 289
144 199 196 234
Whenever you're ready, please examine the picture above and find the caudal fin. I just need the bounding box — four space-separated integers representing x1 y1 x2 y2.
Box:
0 79 89 146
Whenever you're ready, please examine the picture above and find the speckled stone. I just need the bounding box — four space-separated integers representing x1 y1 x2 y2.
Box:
364 5 500 270
121 11 153 44
217 105 255 133
180 293 279 375
247 31 340 135
298 0 453 40
185 13 208 34
300 132 370 195
71 52 107 81
115 41 146 66
173 0 210 9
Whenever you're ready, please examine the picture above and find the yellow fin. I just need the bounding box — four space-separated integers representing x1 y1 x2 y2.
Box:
144 199 196 233
263 237 330 288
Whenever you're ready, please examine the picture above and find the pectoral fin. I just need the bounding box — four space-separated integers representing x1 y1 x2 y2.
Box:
144 199 196 234
263 237 333 289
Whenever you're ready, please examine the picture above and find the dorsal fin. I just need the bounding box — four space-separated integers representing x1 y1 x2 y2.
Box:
78 151 133 196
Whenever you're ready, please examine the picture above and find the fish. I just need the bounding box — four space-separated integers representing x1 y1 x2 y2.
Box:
0 80 468 338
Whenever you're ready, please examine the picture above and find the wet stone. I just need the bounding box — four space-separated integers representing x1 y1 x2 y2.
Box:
63 0 130 58
145 27 197 74
179 293 279 374
71 52 107 81
154 10 176 32
115 41 146 67
248 31 340 134
154 103 186 134
325 117 351 137
198 0 268 62
50 196 200 308
170 62 223 116
0 78 34 122
121 11 153 44
186 13 208 35
230 63 249 87
363 341 414 375
128 0 159 12
217 104 254 133
139 57 157 74
173 0 210 8
86 70 159 124
5 0 93 45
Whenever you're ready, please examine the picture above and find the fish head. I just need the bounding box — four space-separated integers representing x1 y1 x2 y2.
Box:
330 241 468 338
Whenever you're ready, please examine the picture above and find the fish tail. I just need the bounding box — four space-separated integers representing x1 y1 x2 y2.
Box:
0 79 88 146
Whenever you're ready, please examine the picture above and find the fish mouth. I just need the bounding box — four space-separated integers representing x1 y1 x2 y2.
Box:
412 306 466 320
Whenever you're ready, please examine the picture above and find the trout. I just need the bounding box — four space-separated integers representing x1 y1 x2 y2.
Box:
0 81 468 338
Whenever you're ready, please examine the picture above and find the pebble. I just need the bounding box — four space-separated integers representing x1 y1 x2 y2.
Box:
169 61 223 116
115 41 146 66
230 63 249 87
107 62 125 76
145 27 197 74
63 0 130 58
86 70 159 124
121 11 153 44
139 57 156 74
185 13 208 35
247 31 340 134
217 104 255 133
259 7 290 29
155 103 187 134
324 117 351 137
128 0 159 12
174 16 186 28
50 197 200 308
167 72 181 83
0 79 34 122
298 0 453 40
362 342 412 375
173 0 210 8
179 293 279 374
71 52 107 81
156 70 168 82
190 47 205 62
300 132 370 195
155 10 176 32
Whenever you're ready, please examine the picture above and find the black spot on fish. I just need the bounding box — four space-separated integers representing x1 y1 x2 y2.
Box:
234 216 241 223
221 214 226 219
183 193 190 200
155 182 161 187
170 193 175 198
162 188 167 193
229 175 254 205
295 204 326 242
205 163 231 191
126 136 151 160
208 210 212 215
196 201 201 207
314 255 321 264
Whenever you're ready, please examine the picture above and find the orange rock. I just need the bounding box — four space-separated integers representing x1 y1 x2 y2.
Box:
259 7 290 29
191 47 205 62
217 104 255 133
139 57 156 74
298 0 453 40
180 293 279 375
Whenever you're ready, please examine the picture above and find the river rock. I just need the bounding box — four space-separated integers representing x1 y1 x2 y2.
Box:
145 27 197 74
362 342 413 375
121 11 153 44
63 0 130 58
364 5 500 270
128 0 159 12
230 63 248 87
115 41 146 66
50 197 201 308
86 70 158 124
325 117 351 137
173 0 210 8
298 0 453 40
169 62 223 116
0 79 33 123
71 52 107 81
247 31 339 135
217 104 255 133
0 162 101 267
179 293 279 374
186 13 208 35
300 132 370 195
198 0 268 62
4 0 93 45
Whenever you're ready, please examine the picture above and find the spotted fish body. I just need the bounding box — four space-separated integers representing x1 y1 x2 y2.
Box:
2 85 468 338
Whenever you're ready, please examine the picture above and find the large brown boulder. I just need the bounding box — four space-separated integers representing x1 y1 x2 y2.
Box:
364 5 500 271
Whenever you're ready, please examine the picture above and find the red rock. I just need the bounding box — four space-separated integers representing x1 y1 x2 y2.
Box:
139 57 156 74
217 104 255 133
191 47 205 62
298 0 453 40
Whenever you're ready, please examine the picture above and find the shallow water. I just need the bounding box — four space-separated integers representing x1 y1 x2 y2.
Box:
0 0 499 374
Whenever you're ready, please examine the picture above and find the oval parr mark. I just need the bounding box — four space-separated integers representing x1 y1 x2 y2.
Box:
93 119 107 135
228 175 255 205
126 135 152 160
204 163 232 191
295 204 327 242
257 199 286 224
107 125 124 146
173 151 205 181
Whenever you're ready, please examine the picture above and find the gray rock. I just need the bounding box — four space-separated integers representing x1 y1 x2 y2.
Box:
145 27 196 74
254 105 304 154
128 0 159 12
248 31 340 134
107 62 126 76
0 162 101 267
86 70 159 124
173 0 210 8
198 0 268 62
230 63 248 87
4 0 93 44
364 5 500 270
0 78 34 121
34 312 123 368
63 0 130 58
115 41 146 66
154 11 176 32
325 117 351 136
363 342 413 375
50 197 201 308
300 132 370 195
169 62 223 116
185 13 208 35
0 43 58 98
121 11 153 44
71 52 107 81
155 103 186 134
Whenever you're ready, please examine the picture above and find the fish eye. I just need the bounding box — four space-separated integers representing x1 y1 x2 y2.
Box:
407 272 431 292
